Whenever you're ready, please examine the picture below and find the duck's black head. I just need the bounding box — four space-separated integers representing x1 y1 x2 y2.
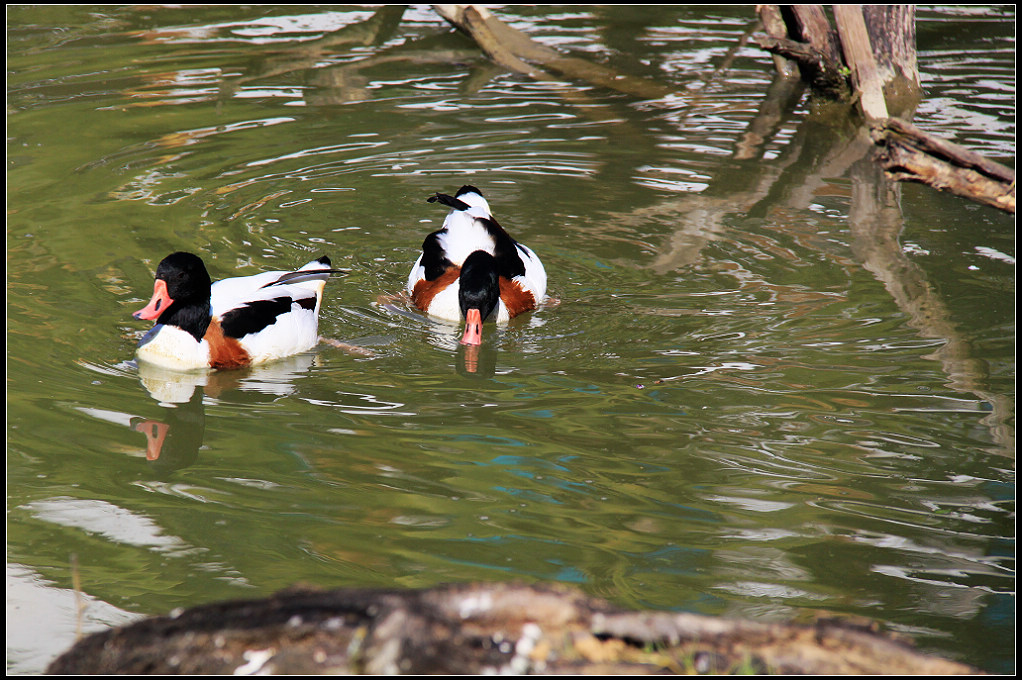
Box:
156 252 213 302
458 250 501 322
134 252 213 341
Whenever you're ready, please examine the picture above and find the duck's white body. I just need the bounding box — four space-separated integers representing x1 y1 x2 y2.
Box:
137 324 214 371
134 253 335 371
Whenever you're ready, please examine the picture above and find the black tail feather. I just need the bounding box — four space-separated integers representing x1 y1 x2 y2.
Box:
262 268 348 288
427 192 470 211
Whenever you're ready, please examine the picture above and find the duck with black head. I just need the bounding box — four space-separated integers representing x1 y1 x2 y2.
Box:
133 252 342 370
406 185 547 345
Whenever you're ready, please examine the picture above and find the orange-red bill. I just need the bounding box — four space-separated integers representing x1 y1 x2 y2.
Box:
460 307 483 346
134 278 173 320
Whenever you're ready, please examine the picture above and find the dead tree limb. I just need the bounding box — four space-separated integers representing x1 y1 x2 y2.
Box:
860 4 920 94
833 5 888 121
753 5 908 113
431 4 672 99
46 582 980 675
872 118 1016 213
756 5 800 78
434 4 552 80
753 5 849 97
789 5 844 66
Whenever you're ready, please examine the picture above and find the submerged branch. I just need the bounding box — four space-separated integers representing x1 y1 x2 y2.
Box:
872 118 1016 214
432 4 672 99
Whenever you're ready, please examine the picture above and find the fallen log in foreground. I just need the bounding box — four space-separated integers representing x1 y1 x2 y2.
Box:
872 117 1016 214
47 582 978 675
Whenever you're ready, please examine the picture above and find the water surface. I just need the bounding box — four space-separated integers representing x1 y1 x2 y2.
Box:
6 5 1015 674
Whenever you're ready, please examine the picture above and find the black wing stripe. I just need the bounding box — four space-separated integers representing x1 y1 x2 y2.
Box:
481 217 526 279
220 296 313 338
421 231 454 281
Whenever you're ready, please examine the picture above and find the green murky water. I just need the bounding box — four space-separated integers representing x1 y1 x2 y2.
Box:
7 5 1014 673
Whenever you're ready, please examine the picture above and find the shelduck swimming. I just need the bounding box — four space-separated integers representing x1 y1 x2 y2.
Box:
133 252 340 371
406 185 547 345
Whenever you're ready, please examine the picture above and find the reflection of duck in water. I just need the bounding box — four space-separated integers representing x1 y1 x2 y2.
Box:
131 353 320 473
407 186 547 346
131 386 205 473
133 252 342 371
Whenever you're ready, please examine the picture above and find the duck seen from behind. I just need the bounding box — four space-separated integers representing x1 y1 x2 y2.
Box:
406 186 547 345
133 252 340 371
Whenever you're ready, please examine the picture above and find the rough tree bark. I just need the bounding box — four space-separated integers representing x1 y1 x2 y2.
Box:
755 5 849 97
754 5 917 115
833 4 889 121
873 117 1016 213
46 582 979 675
